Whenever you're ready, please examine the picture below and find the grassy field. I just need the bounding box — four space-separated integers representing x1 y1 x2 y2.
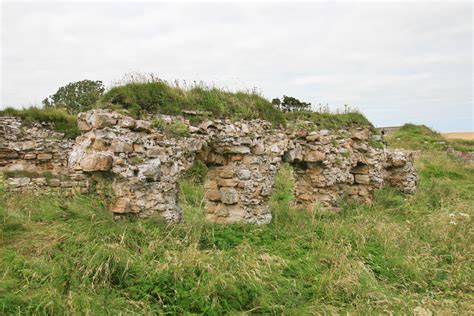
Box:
1 148 473 314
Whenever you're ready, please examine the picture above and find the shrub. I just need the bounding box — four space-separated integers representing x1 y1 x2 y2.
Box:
43 79 104 114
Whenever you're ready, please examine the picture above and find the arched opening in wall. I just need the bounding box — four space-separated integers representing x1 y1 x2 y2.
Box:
178 159 208 224
268 162 296 218
177 147 229 224
289 159 327 209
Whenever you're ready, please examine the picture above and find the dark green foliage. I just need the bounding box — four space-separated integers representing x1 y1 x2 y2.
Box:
180 160 208 184
273 95 311 112
0 107 79 139
43 79 105 114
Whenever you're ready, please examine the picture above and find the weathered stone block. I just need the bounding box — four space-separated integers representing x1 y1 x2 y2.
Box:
205 189 221 201
219 168 234 179
80 153 113 171
354 174 370 184
236 169 251 180
220 187 239 204
37 153 53 160
111 140 133 153
304 150 325 162
218 178 238 187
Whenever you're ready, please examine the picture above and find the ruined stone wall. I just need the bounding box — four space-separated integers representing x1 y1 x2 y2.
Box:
65 110 418 224
0 116 88 193
0 111 418 223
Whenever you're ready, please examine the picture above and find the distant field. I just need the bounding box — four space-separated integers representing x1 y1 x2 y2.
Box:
442 132 474 140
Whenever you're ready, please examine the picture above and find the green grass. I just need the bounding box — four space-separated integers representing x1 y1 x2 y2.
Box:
100 79 287 126
286 110 375 131
1 150 473 314
388 123 474 153
0 107 79 139
99 77 374 130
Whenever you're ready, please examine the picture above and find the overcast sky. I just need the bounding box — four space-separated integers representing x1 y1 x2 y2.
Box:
1 1 473 132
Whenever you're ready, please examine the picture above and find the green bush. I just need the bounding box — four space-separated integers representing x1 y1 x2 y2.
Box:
0 107 79 139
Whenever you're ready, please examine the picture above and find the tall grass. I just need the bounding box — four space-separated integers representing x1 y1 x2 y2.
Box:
1 150 473 314
100 77 287 126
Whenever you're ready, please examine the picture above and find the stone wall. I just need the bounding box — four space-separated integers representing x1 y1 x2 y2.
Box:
0 111 418 224
0 116 89 193
65 110 418 224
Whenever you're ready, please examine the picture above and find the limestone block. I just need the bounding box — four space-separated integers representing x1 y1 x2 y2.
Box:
219 168 234 178
304 150 325 162
225 146 250 154
236 169 251 180
111 140 133 153
220 187 239 204
37 153 53 160
80 153 113 171
134 120 152 132
119 116 136 129
352 129 370 141
205 189 221 201
354 174 370 184
112 197 130 213
217 178 238 187
88 112 117 128
138 158 161 182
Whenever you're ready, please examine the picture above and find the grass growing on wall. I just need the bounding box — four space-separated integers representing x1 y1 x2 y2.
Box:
0 107 79 139
100 79 287 127
1 150 473 314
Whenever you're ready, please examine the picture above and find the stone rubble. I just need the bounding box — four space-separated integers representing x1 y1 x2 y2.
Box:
1 110 419 224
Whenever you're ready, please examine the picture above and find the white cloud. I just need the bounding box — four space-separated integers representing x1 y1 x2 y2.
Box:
1 1 472 131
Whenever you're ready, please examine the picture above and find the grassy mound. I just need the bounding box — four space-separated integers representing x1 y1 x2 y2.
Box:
0 107 79 139
101 80 286 126
389 124 474 152
1 151 473 314
99 78 374 130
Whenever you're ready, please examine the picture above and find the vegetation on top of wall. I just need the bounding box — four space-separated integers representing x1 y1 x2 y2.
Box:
388 124 474 152
100 76 286 127
99 74 373 130
286 110 375 131
0 107 79 139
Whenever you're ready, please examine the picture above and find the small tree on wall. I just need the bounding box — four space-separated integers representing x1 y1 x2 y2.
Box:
272 95 311 112
43 79 105 114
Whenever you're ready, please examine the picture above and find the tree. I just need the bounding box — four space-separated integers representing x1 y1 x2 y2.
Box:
272 95 311 112
43 80 105 114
